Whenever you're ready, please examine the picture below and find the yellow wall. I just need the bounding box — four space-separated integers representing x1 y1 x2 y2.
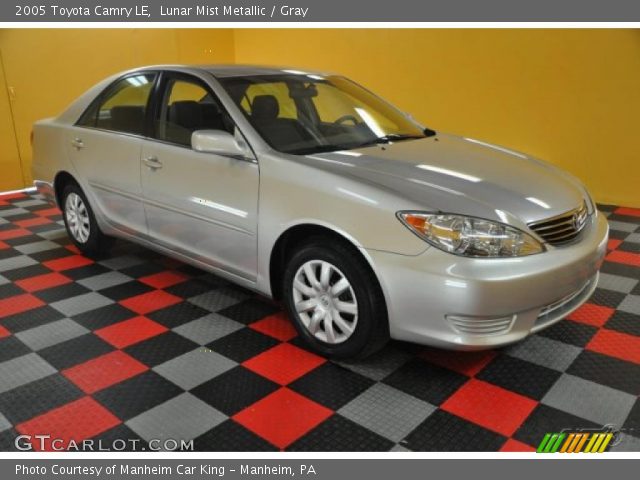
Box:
234 29 640 207
0 29 234 187
0 50 23 191
1 29 639 207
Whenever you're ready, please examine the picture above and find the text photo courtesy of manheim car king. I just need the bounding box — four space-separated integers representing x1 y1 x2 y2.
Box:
0 3 638 473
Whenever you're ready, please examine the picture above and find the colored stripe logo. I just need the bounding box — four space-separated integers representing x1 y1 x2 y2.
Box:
537 432 614 453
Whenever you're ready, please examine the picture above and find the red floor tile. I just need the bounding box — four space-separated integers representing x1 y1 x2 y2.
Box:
607 239 622 251
0 240 9 250
33 207 61 217
500 438 536 452
441 379 538 437
43 255 94 271
63 350 148 394
65 244 81 254
587 329 640 364
614 207 640 218
419 348 497 377
95 316 168 349
568 303 615 328
250 313 298 342
0 293 45 319
0 325 9 338
0 192 27 201
0 228 31 241
15 272 72 293
16 397 120 451
233 387 332 449
139 271 188 289
119 290 182 315
243 343 326 385
14 217 53 228
606 250 640 268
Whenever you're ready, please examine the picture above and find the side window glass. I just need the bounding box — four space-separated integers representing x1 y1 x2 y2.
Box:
79 74 155 135
156 78 233 146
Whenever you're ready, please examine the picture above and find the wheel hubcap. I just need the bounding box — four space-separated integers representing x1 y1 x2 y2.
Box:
292 260 358 344
65 193 90 244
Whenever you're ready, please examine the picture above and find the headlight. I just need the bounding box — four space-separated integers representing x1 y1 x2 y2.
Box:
397 212 545 257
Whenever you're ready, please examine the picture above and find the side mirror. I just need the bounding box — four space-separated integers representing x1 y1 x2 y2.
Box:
191 130 244 157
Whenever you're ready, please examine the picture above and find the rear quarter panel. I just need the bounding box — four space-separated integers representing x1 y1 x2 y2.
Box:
32 119 77 205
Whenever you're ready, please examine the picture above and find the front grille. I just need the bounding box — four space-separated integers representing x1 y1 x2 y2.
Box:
528 202 588 245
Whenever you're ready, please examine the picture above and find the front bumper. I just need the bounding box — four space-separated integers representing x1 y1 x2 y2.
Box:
366 212 609 350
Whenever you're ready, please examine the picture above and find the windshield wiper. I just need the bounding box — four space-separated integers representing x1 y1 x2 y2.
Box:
354 133 426 149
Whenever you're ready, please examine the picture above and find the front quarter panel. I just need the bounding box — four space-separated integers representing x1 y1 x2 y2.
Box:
256 152 430 294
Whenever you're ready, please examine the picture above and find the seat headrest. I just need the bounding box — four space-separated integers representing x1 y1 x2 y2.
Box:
251 95 279 120
110 105 145 135
169 101 203 131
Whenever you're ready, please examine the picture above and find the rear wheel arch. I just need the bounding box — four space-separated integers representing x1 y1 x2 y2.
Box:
53 171 79 208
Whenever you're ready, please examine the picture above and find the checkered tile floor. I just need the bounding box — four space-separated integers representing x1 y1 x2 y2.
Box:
0 190 639 452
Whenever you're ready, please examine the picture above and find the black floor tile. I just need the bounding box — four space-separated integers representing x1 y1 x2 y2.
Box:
38 333 114 370
94 371 183 420
513 403 600 448
289 362 375 410
0 374 83 424
206 328 279 363
191 366 279 416
538 319 598 348
289 414 393 451
147 302 211 329
403 410 506 451
124 332 199 367
0 305 65 333
476 355 562 400
72 304 137 331
194 420 278 452
383 358 469 406
567 350 640 396
218 297 280 325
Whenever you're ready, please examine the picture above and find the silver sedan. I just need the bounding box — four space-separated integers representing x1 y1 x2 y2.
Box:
31 65 609 357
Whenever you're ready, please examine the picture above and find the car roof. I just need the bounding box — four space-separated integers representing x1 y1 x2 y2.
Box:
136 64 332 78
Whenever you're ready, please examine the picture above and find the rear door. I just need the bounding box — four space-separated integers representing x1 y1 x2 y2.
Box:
140 72 259 281
67 72 156 235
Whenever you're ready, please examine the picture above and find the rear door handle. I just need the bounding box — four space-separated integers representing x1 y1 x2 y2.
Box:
71 138 84 150
143 156 163 170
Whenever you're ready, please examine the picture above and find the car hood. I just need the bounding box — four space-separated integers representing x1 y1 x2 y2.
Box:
304 133 588 225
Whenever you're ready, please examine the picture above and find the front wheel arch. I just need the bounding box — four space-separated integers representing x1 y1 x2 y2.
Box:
268 223 385 303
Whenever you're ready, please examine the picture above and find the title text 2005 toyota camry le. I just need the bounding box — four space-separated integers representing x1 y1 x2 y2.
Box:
31 65 608 357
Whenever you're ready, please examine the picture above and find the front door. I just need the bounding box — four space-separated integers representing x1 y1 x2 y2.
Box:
140 73 259 281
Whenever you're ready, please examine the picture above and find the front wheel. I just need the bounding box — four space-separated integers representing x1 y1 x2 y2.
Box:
282 237 389 358
61 183 114 257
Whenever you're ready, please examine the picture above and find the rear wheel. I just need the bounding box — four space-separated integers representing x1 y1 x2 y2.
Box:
61 183 114 257
282 236 389 358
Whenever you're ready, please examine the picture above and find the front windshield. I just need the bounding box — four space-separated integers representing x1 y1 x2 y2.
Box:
218 74 429 155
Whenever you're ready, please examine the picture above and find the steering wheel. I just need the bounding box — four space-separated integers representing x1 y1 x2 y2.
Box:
333 114 359 125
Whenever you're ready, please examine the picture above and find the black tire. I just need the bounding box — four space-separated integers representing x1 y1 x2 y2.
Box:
61 183 114 257
282 235 389 359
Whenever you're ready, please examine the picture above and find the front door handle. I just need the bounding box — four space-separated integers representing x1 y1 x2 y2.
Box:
143 156 163 170
71 138 84 150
